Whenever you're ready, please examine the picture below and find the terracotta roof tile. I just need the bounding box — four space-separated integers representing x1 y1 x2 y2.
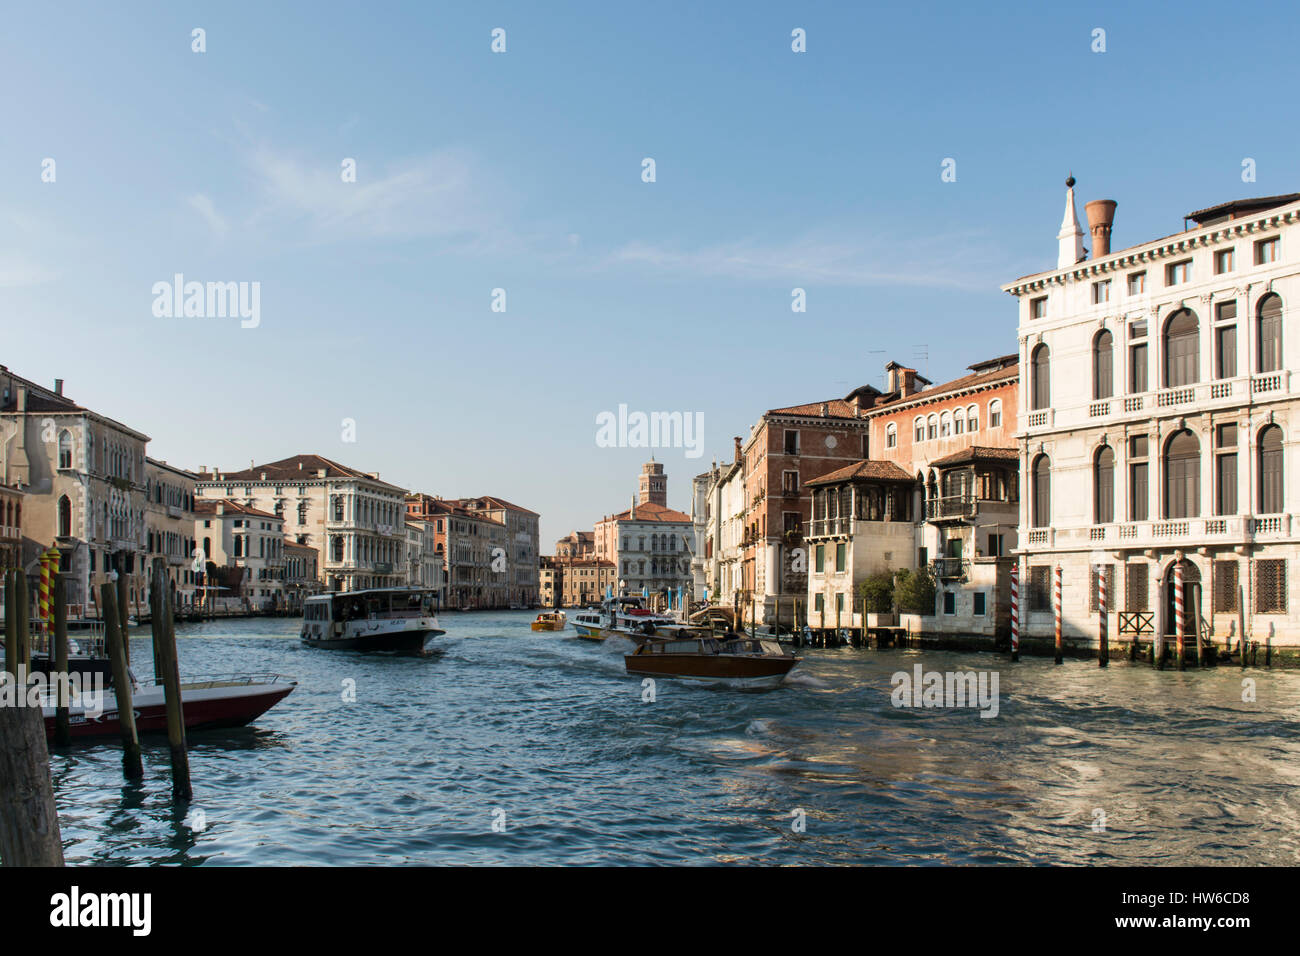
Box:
805 460 915 486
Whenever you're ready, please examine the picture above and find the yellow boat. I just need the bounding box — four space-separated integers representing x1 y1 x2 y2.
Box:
531 611 567 632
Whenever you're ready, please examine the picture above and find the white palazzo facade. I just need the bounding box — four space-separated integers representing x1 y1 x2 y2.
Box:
1006 184 1300 656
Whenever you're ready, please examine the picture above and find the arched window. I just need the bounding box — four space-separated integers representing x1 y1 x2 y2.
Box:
1164 429 1201 519
913 417 924 442
1259 424 1284 513
988 399 1002 428
1031 455 1051 527
886 423 898 448
1093 330 1114 399
1031 345 1051 410
58 495 72 537
1257 293 1283 373
954 411 964 435
940 412 952 437
967 404 979 432
1094 446 1115 524
1163 309 1200 387
57 430 73 470
331 535 345 562
927 415 938 441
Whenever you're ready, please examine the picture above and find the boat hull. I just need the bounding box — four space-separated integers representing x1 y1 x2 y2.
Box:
624 654 798 687
302 628 444 653
42 679 296 740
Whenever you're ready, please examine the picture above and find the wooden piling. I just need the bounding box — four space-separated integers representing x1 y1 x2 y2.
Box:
152 567 191 802
1009 564 1019 662
1237 585 1247 669
3 572 14 676
116 570 131 668
1191 586 1203 668
100 582 143 780
1097 565 1108 668
15 572 30 675
0 703 65 866
1053 565 1063 665
52 576 71 747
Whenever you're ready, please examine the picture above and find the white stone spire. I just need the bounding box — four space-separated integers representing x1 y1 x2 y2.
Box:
1057 174 1085 269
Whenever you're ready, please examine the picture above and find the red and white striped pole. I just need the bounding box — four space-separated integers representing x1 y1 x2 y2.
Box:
1053 565 1063 664
1097 565 1108 668
1009 564 1020 661
1174 560 1185 671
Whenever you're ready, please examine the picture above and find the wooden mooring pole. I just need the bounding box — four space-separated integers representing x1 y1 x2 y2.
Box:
1009 564 1019 662
3 572 14 676
153 567 192 802
1238 585 1248 670
0 703 65 866
1097 565 1108 668
1053 565 1063 665
15 572 30 675
101 581 143 780
116 569 131 668
52 576 71 747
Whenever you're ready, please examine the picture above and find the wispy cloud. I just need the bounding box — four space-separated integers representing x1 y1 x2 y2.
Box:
245 145 510 249
187 193 229 238
606 231 1006 291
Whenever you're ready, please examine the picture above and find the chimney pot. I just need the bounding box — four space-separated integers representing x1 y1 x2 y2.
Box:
54 379 63 396
1085 199 1117 259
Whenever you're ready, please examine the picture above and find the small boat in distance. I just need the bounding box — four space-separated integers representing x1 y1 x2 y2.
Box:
301 588 445 654
571 595 679 642
625 633 800 688
531 611 567 632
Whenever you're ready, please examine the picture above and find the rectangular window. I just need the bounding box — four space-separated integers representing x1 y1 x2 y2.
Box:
989 404 1001 428
1214 248 1234 274
861 435 870 458
1130 343 1149 393
782 471 799 494
1259 301 1282 373
784 430 799 455
943 591 956 615
1092 280 1111 304
815 545 824 573
1255 559 1287 613
1030 566 1051 612
886 429 896 448
1255 238 1279 265
1031 296 1047 319
987 533 1003 557
1216 424 1238 515
1215 323 1237 379
835 542 846 572
1129 455 1149 522
1089 564 1116 612
973 592 986 616
1125 562 1149 611
1128 272 1146 296
814 593 824 613
1214 560 1239 614
1166 259 1192 285
836 593 845 613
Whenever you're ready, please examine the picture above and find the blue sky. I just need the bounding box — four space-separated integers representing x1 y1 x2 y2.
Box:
3 1 1298 545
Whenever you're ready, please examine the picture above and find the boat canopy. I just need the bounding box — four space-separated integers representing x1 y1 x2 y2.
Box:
306 588 437 619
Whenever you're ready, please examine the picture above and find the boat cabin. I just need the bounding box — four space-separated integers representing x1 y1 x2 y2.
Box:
304 588 438 624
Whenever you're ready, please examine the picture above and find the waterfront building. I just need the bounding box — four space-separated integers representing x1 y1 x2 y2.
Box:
0 483 22 571
700 395 882 626
594 461 695 602
450 496 540 607
0 367 150 615
404 518 446 602
194 499 286 609
197 455 407 593
539 555 560 606
540 554 614 608
284 540 320 611
406 494 506 608
1004 182 1300 653
144 458 199 605
555 530 595 559
689 470 710 601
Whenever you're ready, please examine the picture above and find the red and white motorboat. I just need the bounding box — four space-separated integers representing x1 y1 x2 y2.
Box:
40 673 296 740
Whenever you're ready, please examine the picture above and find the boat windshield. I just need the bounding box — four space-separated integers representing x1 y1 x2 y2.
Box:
334 590 434 620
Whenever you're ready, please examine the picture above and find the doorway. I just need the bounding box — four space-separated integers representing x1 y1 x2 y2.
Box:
1161 560 1201 637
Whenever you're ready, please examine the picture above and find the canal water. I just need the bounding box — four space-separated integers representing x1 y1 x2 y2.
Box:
48 611 1300 865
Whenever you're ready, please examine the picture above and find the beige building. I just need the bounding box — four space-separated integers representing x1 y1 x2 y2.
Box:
145 457 199 605
1 367 150 615
1006 182 1300 658
197 455 407 593
194 499 286 608
0 483 23 571
284 540 320 610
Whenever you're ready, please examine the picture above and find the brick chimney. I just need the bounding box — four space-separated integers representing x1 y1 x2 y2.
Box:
1085 199 1117 258
733 436 742 464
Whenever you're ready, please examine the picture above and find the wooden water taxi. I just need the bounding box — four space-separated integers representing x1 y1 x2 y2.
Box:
531 611 567 631
625 633 799 688
300 587 445 654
